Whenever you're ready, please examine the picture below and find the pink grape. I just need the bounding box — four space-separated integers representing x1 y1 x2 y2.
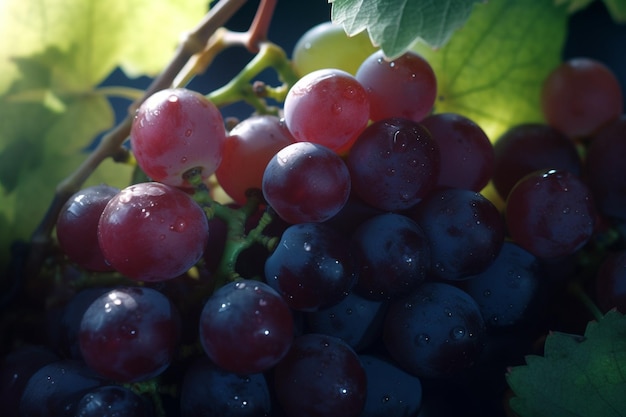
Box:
283 68 370 154
98 181 209 281
130 88 226 188
215 115 295 205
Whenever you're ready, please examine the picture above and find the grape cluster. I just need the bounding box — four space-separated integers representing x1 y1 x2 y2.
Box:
3 20 626 417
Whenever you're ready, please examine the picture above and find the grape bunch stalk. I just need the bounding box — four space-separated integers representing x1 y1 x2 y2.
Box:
2 1 626 417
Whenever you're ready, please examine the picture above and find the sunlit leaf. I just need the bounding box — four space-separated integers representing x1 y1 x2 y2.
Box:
330 0 483 59
413 0 568 141
506 310 626 417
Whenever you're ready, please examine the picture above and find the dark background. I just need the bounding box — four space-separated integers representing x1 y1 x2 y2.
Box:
102 0 626 125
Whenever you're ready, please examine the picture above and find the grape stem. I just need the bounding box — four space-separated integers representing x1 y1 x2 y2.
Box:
22 0 287 282
186 172 278 291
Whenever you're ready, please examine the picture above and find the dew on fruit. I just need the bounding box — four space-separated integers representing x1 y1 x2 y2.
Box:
415 333 430 346
451 326 465 339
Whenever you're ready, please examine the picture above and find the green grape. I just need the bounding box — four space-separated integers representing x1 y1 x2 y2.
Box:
292 21 378 77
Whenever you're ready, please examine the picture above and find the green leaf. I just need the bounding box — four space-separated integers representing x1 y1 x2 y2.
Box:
0 0 210 94
412 0 568 142
330 0 483 58
506 310 626 417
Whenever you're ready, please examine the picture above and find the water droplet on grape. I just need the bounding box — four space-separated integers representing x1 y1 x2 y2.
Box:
303 242 312 251
451 326 465 339
483 289 491 297
381 395 390 403
184 129 192 137
331 103 343 115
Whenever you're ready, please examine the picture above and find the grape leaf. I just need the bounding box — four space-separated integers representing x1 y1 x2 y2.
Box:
412 0 568 142
330 0 483 58
506 310 626 417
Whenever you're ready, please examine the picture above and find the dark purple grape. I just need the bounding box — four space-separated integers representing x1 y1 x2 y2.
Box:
199 279 294 375
585 115 626 221
347 117 440 211
273 333 367 417
180 356 271 417
56 184 120 271
78 286 182 382
421 112 494 192
19 360 106 417
383 282 486 379
351 212 430 300
58 287 113 359
409 187 505 281
359 354 423 417
461 241 544 328
505 169 596 259
0 346 59 417
304 291 387 351
492 123 582 200
264 222 358 311
595 249 626 313
75 385 153 417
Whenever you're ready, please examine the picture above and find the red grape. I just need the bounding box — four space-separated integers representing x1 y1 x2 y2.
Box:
420 112 494 192
262 141 351 224
283 68 370 154
78 287 181 383
346 117 440 211
356 50 437 122
98 181 209 282
541 57 623 139
199 279 294 375
56 184 120 272
505 169 596 259
215 115 295 205
130 88 226 188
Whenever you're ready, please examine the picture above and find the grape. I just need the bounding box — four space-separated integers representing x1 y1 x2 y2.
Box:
264 222 358 311
78 286 182 382
541 57 623 139
304 291 387 352
58 287 114 359
505 169 596 259
180 356 271 417
0 346 59 417
492 123 582 200
383 282 486 379
408 187 505 281
130 88 226 188
262 142 351 224
283 68 370 153
273 333 367 417
19 360 106 417
75 385 153 417
199 279 294 375
291 21 378 77
97 181 209 282
461 241 544 328
351 212 430 300
595 250 626 313
420 112 494 192
56 184 119 272
359 354 423 417
215 115 295 205
346 117 440 211
584 115 626 221
355 49 437 122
